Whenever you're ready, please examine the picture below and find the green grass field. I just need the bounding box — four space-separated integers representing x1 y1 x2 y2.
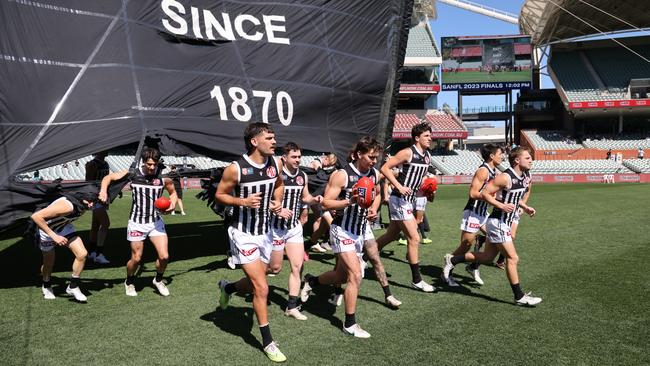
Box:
442 70 530 83
1 184 649 365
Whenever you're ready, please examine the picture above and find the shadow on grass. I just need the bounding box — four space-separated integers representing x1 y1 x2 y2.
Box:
0 219 230 290
200 306 262 352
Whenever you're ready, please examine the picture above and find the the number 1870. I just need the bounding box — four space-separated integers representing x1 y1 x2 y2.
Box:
210 86 293 126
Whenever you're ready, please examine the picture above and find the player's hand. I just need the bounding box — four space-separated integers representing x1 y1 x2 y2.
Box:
366 207 378 221
396 185 413 196
52 234 68 246
349 188 359 206
243 192 262 208
278 208 293 220
98 190 108 203
164 202 176 214
523 205 536 217
500 202 516 213
313 195 323 204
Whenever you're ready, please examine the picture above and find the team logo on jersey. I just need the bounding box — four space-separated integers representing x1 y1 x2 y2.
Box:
240 247 258 256
242 167 254 176
349 176 358 183
152 179 161 185
425 155 430 164
296 175 304 185
266 166 277 178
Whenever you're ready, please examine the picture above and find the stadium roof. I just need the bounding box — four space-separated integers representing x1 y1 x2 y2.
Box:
520 0 650 45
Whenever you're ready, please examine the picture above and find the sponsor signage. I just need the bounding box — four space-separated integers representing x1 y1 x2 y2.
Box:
399 84 441 93
569 99 650 109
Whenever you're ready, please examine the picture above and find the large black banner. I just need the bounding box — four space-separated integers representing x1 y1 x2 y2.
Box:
0 0 412 229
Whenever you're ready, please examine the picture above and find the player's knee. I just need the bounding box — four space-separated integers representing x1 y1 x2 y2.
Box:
507 254 519 266
77 248 88 261
269 263 282 274
131 253 142 263
289 261 301 274
158 253 169 263
254 282 269 298
348 271 362 286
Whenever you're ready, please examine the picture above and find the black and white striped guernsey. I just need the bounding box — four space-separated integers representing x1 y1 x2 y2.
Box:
463 162 497 216
43 197 84 233
391 145 431 201
332 163 379 236
129 166 165 224
271 167 307 231
489 168 532 225
231 155 280 236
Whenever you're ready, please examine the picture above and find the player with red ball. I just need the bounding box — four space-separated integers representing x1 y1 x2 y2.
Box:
100 147 177 297
301 136 396 338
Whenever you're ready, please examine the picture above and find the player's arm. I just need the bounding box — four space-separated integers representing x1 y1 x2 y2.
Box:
322 170 353 211
163 178 178 213
300 175 322 205
468 167 488 200
85 161 97 181
366 176 382 221
30 200 75 245
309 158 322 170
99 170 130 203
216 164 260 208
269 158 287 217
380 148 412 196
480 173 515 213
519 183 535 217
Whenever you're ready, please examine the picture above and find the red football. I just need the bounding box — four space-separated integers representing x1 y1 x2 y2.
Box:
155 197 171 211
421 177 438 195
354 176 375 209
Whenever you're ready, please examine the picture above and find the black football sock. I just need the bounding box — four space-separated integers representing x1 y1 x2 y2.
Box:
224 282 238 295
95 245 104 255
42 279 51 288
307 275 321 287
287 295 299 310
497 254 505 263
382 285 392 298
409 263 422 283
451 255 466 265
126 275 135 285
511 283 525 300
259 324 273 347
344 313 356 328
69 276 80 289
155 272 164 282
334 286 344 295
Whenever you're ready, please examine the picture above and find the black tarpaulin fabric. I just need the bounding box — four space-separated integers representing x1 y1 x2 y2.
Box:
0 0 413 230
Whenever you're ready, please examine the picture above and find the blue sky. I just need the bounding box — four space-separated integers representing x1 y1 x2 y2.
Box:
428 0 551 124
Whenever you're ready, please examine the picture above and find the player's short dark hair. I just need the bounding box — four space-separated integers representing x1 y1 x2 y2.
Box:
283 142 301 155
480 143 502 162
244 122 275 153
349 136 382 161
412 122 432 140
508 146 530 166
141 147 161 163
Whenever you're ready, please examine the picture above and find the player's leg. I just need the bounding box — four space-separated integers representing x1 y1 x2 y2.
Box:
125 238 144 296
41 247 56 299
93 207 110 263
66 237 88 301
375 220 400 250
364 239 401 308
149 234 171 296
338 249 370 337
284 240 307 320
495 241 541 306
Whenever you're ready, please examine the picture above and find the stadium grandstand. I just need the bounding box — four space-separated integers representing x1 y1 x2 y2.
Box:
19 154 322 182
